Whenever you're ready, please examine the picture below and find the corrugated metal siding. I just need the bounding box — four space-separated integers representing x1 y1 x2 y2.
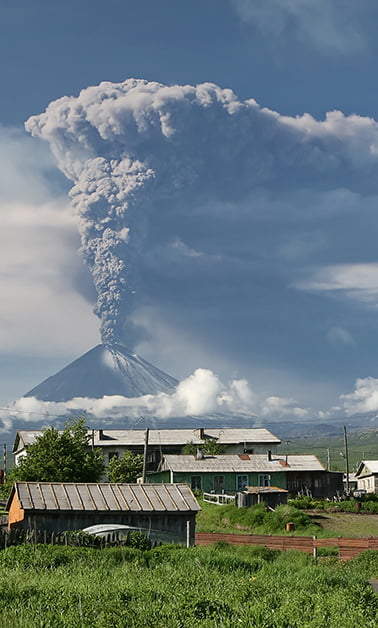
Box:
14 482 200 513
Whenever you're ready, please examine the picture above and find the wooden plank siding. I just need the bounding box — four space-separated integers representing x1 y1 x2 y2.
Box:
149 471 287 493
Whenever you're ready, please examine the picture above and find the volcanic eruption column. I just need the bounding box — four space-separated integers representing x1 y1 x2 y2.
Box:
25 79 378 347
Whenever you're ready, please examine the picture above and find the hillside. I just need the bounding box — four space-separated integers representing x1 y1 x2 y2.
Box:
281 429 378 472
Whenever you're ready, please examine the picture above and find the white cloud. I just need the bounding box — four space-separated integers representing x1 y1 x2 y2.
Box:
340 377 378 415
259 395 308 418
0 127 99 356
232 0 370 53
1 367 313 431
295 264 378 308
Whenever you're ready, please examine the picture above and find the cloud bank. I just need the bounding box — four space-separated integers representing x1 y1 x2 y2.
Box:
1 367 310 430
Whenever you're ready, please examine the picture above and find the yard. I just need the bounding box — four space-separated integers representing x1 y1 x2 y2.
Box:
1 543 378 626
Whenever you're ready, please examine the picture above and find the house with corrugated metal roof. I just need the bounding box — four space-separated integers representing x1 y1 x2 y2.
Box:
6 482 200 545
13 427 281 473
147 453 343 498
355 461 378 493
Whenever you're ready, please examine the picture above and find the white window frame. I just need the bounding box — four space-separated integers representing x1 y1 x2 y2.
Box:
258 474 271 487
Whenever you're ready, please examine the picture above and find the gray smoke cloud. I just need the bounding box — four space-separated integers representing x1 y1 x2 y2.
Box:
25 79 378 347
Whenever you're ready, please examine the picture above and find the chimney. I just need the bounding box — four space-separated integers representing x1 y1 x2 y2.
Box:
98 429 104 440
267 450 272 461
194 428 205 440
196 449 204 460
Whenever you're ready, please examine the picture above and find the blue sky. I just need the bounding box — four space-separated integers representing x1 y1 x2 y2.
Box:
3 0 378 423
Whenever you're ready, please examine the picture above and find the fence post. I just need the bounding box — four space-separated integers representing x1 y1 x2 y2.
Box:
313 536 317 560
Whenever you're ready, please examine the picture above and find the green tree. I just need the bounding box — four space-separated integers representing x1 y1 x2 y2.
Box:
108 450 144 483
183 439 226 455
13 416 104 482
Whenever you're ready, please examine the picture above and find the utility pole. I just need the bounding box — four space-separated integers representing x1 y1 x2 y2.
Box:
142 428 149 484
3 443 6 483
327 448 331 471
344 426 350 495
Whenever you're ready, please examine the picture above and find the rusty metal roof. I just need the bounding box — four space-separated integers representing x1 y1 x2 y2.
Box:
9 482 200 513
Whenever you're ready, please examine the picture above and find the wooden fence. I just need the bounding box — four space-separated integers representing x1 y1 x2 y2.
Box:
195 532 378 560
1 527 378 559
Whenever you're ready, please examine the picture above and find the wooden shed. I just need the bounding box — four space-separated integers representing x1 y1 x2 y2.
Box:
236 486 288 508
6 482 200 545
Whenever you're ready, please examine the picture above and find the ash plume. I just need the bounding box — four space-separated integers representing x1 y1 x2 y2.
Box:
25 79 378 346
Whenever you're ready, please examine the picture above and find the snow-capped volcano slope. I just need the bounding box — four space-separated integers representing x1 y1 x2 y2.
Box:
24 344 178 402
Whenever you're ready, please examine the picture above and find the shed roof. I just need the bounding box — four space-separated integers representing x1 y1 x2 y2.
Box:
158 454 325 473
244 486 288 494
7 482 200 513
13 427 280 453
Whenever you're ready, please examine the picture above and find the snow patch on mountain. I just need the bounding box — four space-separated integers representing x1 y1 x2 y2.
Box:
24 344 178 402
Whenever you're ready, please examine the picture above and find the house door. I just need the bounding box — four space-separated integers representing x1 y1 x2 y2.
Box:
191 476 202 491
213 476 225 493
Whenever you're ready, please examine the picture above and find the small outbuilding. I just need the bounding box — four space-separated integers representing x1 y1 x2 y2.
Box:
6 482 200 545
236 486 288 508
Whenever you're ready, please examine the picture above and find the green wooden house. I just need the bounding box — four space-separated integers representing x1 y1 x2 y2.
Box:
146 453 342 498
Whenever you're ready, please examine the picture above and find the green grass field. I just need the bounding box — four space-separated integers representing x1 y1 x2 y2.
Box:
2 543 378 627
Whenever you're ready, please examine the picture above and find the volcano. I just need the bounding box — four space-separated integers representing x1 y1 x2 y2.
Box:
24 344 178 402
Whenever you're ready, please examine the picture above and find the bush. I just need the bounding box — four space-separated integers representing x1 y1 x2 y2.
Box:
126 531 151 551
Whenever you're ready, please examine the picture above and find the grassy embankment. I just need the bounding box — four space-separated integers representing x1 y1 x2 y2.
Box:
196 497 378 538
283 428 378 471
1 543 378 626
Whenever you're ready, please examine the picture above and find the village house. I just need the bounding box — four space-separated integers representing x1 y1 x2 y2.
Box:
6 482 200 545
13 427 281 473
355 461 378 494
147 453 343 498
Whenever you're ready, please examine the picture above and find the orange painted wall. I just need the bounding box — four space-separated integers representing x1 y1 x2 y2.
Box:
8 493 24 529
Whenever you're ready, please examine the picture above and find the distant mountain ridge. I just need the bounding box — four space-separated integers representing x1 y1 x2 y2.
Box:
24 344 179 402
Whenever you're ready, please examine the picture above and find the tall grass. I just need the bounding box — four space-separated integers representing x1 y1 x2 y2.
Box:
196 499 322 536
1 543 378 626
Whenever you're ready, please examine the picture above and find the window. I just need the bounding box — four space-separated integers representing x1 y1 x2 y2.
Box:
191 476 202 491
258 474 271 487
147 450 157 463
236 475 248 491
108 452 119 463
213 476 225 493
